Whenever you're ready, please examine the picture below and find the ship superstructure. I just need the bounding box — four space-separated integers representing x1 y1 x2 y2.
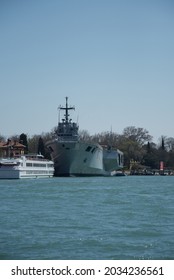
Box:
57 97 79 142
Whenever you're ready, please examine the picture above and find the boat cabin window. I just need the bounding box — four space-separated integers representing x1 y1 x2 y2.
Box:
33 163 46 167
47 163 54 168
26 163 32 167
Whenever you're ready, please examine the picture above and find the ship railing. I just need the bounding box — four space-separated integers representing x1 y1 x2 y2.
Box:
57 136 79 142
14 154 52 162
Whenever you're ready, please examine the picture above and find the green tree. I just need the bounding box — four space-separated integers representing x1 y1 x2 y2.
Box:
143 142 159 169
161 137 165 150
117 136 144 168
28 135 40 154
158 136 168 165
37 137 45 156
19 133 28 153
167 150 174 169
28 132 53 159
165 137 174 152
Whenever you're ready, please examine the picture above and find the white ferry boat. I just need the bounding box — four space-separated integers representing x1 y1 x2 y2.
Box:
46 97 124 176
0 154 54 179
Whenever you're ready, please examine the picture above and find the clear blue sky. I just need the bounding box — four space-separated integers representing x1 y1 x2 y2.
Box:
1 0 174 143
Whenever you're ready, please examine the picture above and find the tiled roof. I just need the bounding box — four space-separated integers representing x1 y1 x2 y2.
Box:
0 140 26 148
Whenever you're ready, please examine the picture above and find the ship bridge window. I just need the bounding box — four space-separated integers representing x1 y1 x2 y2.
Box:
86 146 92 152
91 147 96 153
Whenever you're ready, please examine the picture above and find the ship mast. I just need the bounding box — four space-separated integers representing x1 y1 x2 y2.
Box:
59 97 75 123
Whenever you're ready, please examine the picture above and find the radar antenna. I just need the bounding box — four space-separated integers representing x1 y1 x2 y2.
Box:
59 97 75 123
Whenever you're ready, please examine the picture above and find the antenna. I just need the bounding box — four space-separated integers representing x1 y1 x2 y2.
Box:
58 97 75 123
57 106 61 124
77 113 79 125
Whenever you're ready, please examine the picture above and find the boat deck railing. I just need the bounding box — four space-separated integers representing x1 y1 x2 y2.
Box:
57 136 79 142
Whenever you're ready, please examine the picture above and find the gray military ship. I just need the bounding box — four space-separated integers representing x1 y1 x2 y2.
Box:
46 97 123 176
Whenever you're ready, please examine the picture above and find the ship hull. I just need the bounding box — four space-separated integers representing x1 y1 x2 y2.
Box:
103 149 124 172
47 140 107 176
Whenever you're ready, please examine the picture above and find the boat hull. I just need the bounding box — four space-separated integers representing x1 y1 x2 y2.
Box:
103 149 124 172
0 170 53 179
47 140 106 176
47 140 124 176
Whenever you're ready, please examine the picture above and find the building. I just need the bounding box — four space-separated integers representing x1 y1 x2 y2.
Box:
0 139 26 158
